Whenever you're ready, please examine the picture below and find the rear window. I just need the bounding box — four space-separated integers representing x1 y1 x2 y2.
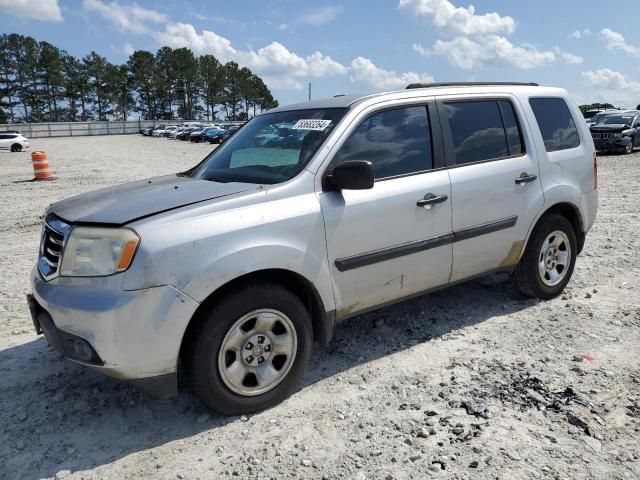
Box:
443 100 524 165
529 98 580 152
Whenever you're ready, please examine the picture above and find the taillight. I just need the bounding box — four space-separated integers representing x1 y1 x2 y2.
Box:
593 151 598 190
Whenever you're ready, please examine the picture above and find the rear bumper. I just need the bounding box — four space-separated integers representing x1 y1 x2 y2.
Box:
582 188 598 233
30 266 200 397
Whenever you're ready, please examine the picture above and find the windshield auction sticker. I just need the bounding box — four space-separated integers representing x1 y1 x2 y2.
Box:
292 119 332 131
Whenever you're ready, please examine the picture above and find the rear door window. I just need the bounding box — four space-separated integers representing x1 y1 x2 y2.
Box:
443 100 525 165
529 97 580 152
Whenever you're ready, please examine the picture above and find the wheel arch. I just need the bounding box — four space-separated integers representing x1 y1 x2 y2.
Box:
179 268 334 368
539 202 585 253
523 202 585 260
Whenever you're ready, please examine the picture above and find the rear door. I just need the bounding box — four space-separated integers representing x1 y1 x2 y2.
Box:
319 101 453 316
437 97 545 282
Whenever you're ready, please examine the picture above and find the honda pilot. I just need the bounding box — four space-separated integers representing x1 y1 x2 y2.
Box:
28 82 598 414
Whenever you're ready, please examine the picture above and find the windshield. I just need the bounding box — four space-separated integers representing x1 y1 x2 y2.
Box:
597 115 634 125
191 108 347 184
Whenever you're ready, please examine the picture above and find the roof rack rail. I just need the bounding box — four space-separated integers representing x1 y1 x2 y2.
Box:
406 81 539 89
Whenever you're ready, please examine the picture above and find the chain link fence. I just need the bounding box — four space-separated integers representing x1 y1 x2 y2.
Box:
0 120 240 139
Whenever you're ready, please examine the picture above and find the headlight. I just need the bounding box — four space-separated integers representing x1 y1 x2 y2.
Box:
613 132 623 138
60 227 140 277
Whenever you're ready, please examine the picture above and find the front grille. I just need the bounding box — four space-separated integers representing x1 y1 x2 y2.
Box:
592 132 613 140
38 213 71 280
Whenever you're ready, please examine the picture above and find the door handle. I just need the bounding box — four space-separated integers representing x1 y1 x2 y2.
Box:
417 193 448 209
515 172 538 185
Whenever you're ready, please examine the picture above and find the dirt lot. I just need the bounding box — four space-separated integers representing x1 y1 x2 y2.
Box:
0 135 639 480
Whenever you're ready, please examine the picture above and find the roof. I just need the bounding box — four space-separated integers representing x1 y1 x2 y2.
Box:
267 94 370 112
268 83 559 114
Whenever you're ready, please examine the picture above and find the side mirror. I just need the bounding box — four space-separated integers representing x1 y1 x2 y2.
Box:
325 160 375 190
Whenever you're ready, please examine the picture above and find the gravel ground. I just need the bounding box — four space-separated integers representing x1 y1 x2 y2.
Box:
0 135 639 480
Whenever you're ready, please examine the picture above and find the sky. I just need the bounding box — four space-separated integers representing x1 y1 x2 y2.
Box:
1 0 640 109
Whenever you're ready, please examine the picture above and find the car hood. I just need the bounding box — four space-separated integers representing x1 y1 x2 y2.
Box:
591 124 628 131
51 174 254 225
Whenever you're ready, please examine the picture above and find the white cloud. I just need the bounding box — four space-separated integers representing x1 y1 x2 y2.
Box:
278 23 289 31
349 57 433 89
123 42 135 55
155 23 346 90
243 43 347 77
404 0 581 71
82 0 168 34
412 43 429 57
582 68 640 92
553 47 583 65
0 0 62 22
302 5 341 25
581 68 640 108
398 0 515 36
419 35 556 70
155 22 237 60
569 28 590 39
599 28 640 57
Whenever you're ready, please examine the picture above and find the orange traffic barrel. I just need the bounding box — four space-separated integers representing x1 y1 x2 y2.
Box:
31 151 54 181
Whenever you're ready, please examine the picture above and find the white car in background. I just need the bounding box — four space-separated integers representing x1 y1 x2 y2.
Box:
153 125 177 137
0 132 30 152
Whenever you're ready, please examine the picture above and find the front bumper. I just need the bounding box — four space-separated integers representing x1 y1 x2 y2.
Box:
30 266 200 397
593 136 631 152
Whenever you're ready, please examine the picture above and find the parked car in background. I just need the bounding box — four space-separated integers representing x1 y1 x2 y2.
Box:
203 127 227 144
586 109 618 127
590 110 640 154
150 124 166 137
162 126 178 138
220 125 240 143
189 126 211 142
28 83 597 414
167 126 185 139
154 125 177 137
177 127 198 141
0 132 29 152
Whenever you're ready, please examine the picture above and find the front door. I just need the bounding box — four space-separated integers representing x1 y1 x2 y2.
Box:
319 103 453 317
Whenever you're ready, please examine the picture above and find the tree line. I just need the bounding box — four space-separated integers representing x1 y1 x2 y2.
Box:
0 33 278 124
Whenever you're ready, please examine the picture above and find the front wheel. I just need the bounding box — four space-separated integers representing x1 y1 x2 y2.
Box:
10 143 22 152
512 214 577 299
625 140 634 154
185 283 312 414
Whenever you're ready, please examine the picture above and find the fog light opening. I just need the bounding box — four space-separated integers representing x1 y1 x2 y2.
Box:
63 336 101 364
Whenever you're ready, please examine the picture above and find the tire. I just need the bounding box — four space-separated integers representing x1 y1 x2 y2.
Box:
186 283 312 414
512 214 577 299
626 138 635 154
10 143 22 152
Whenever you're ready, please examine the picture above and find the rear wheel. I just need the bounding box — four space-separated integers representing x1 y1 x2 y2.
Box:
512 214 577 299
186 283 312 414
10 143 22 152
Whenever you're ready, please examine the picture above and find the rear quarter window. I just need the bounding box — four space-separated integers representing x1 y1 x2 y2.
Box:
529 97 580 152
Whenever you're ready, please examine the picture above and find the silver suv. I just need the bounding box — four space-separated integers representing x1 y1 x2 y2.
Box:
29 82 598 414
